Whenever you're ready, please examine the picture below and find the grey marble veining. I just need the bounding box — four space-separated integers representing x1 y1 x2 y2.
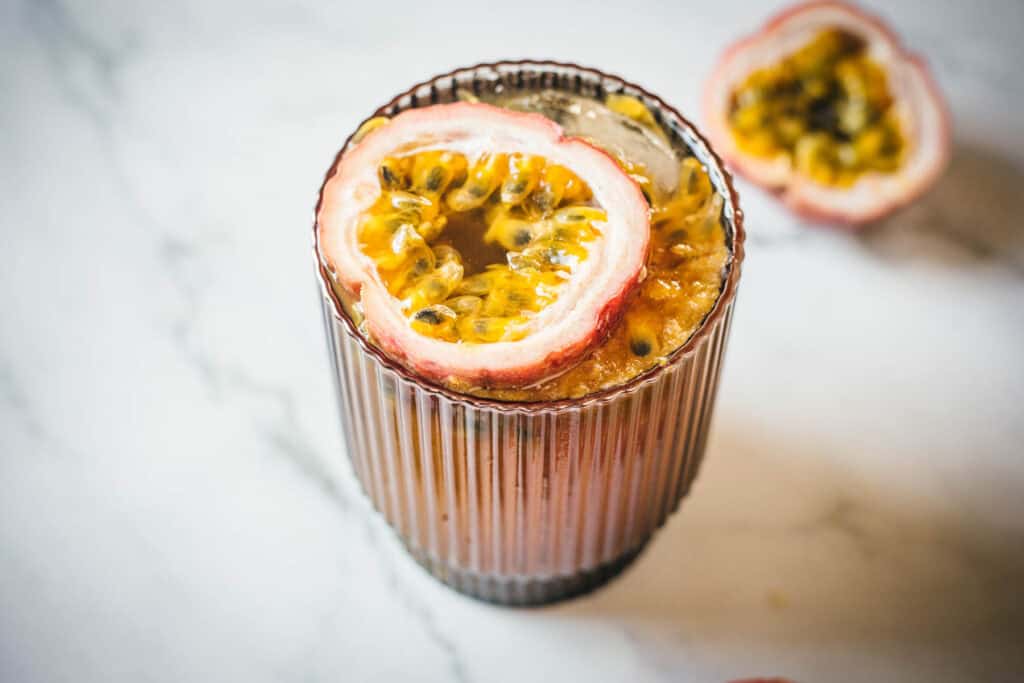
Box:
3 0 1023 681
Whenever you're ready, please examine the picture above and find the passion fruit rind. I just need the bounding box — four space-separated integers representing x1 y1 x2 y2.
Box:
318 102 650 388
704 1 950 225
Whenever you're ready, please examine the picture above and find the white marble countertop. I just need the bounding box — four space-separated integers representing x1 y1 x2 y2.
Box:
3 0 1023 681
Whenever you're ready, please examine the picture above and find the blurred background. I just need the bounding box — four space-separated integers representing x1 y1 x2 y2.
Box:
2 0 1023 681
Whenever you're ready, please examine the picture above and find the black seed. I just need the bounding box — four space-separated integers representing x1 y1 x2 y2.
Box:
413 258 429 275
380 165 398 188
513 229 532 246
468 183 488 198
425 167 444 192
506 179 528 195
807 96 839 133
630 339 652 357
414 308 442 325
534 191 553 211
668 229 688 243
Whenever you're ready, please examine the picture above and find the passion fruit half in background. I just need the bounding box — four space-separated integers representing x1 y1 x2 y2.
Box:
317 102 649 388
703 1 951 225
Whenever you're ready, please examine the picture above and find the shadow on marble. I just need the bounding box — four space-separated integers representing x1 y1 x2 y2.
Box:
555 425 1024 653
858 144 1024 273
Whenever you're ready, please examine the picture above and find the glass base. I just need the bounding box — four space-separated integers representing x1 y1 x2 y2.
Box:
406 541 648 606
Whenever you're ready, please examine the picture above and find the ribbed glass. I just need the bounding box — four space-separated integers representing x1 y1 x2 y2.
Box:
314 61 745 605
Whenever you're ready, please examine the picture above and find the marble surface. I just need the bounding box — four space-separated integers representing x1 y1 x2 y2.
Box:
3 0 1023 681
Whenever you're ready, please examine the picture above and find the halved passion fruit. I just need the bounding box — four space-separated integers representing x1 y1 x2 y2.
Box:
317 102 649 388
704 1 950 224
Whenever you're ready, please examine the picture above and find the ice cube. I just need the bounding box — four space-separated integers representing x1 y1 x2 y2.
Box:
487 91 681 198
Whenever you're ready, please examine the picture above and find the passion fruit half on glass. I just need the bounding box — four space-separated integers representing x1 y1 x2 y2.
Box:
703 1 951 225
317 102 649 388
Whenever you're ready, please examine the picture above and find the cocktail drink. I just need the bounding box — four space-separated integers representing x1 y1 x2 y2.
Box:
315 62 744 605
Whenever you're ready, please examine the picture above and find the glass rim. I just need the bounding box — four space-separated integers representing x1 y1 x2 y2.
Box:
312 59 746 414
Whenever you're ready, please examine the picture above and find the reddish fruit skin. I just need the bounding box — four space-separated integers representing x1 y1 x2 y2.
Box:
317 102 650 388
363 263 643 388
703 1 951 226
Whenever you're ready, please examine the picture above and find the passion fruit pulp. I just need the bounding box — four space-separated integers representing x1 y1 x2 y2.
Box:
704 1 950 224
357 149 604 345
728 27 905 186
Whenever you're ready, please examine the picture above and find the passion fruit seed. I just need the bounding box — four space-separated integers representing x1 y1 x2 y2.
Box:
413 307 444 324
447 153 508 212
629 337 653 357
727 28 905 187
501 154 546 205
358 150 605 343
605 93 667 139
528 164 592 216
410 304 457 338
